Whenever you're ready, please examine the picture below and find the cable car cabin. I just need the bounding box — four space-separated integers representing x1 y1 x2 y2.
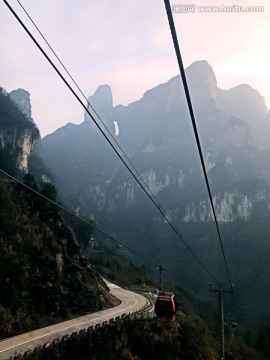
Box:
154 292 176 320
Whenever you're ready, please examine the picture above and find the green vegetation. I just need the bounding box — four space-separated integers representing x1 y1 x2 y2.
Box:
65 213 153 289
0 177 116 339
13 312 260 360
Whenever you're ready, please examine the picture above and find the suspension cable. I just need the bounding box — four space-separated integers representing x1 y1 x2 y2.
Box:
0 168 202 286
163 0 232 286
3 0 220 283
15 0 165 213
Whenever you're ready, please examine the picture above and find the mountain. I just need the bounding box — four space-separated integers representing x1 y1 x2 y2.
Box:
1 68 268 358
41 60 270 330
0 87 39 175
9 88 33 121
42 60 270 223
217 83 269 148
0 87 127 339
0 87 53 181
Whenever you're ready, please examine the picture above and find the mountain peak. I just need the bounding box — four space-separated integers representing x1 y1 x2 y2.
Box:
91 84 113 108
84 84 113 124
9 88 33 120
217 83 267 122
186 60 218 108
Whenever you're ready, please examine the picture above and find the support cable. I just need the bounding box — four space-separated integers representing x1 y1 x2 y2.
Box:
0 168 157 267
164 0 232 286
3 0 220 283
15 0 164 215
0 168 200 286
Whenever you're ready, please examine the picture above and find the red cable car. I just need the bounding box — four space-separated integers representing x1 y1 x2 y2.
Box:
154 292 177 320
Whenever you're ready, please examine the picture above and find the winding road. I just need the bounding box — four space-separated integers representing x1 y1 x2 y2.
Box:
0 281 149 359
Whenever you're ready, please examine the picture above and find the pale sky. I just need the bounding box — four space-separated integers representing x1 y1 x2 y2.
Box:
0 0 269 137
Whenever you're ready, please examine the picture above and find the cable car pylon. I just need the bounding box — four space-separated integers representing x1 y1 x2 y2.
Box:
157 265 165 291
209 283 233 360
154 265 177 321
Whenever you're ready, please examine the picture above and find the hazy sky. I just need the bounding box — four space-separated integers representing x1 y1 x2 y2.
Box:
1 0 269 137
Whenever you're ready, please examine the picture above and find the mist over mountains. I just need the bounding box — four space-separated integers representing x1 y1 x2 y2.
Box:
42 60 270 224
10 60 270 329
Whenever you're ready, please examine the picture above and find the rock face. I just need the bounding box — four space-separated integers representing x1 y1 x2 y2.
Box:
16 129 34 171
9 90 34 172
0 88 39 175
84 84 115 135
0 128 32 171
0 87 52 178
186 60 218 108
9 88 33 121
183 190 258 223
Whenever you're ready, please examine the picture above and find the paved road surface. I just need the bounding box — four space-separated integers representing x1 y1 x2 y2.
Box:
0 281 148 359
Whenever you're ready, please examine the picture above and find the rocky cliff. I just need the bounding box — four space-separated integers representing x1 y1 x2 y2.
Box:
0 87 39 174
9 88 33 121
42 61 270 224
0 87 53 180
